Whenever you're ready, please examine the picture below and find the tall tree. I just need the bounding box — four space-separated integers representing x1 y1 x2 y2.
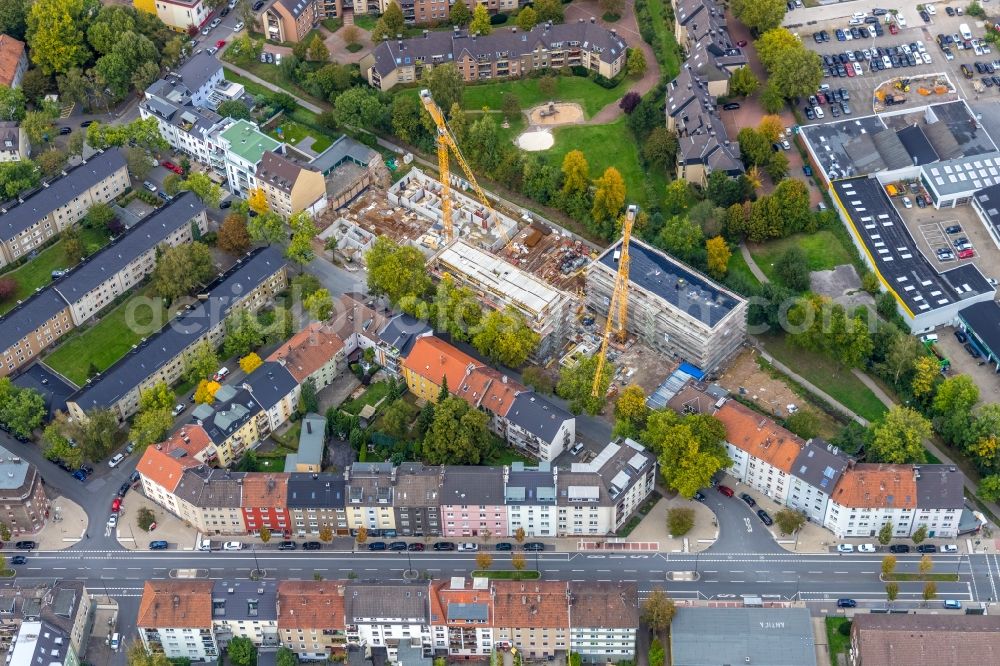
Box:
642 411 730 498
304 288 334 320
183 340 219 384
471 309 540 368
422 396 490 465
705 236 731 277
286 211 319 266
180 172 223 207
371 1 406 41
334 86 385 129
0 382 45 438
450 0 472 26
248 187 269 215
68 408 123 462
248 211 285 246
516 6 537 31
932 375 979 446
729 66 760 97
534 0 564 22
0 86 26 122
0 0 31 41
591 166 626 227
218 214 252 254
469 3 492 36
557 355 613 415
626 48 646 77
424 63 464 115
365 236 431 304
733 0 788 35
560 150 590 196
868 406 931 464
641 588 676 635
26 0 91 75
151 242 214 300
307 33 329 61
129 408 173 448
223 310 265 358
138 382 175 413
613 385 649 439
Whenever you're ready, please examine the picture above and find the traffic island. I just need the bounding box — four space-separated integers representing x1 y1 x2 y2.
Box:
470 570 540 580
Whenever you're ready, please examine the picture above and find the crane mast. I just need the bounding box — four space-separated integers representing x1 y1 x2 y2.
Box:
592 204 638 397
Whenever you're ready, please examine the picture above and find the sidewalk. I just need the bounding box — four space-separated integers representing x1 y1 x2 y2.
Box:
118 492 198 550
34 494 88 550
626 491 717 552
740 242 770 284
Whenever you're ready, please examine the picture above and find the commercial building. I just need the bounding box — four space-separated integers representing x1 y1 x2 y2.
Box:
670 607 816 666
957 300 1000 371
567 582 638 663
256 150 328 219
971 181 1000 250
830 176 995 332
0 445 49 535
0 122 28 162
362 21 628 91
0 35 28 89
586 236 747 373
0 149 129 268
138 580 219 661
429 239 575 361
276 580 347 661
849 614 1000 666
67 247 288 420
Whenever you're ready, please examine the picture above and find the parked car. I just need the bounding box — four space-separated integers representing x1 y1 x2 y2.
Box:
234 21 245 31
693 491 706 501
859 543 877 552
407 543 425 551
14 541 36 550
458 543 479 552
958 248 975 259
111 498 122 513
944 599 962 609
149 540 169 550
945 225 962 234
108 453 125 468
722 102 741 110
252 0 264 9
740 493 756 507
388 541 408 551
523 542 545 551
302 541 322 550
433 541 456 551
757 510 773 526
717 485 735 497
72 470 87 482
58 126 72 135
889 544 911 553
917 544 938 553
942 544 959 553
278 540 297 550
837 598 857 608
118 482 131 498
495 542 513 551
837 544 855 553
214 367 230 382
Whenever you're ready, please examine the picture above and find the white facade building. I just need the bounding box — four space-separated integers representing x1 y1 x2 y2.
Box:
344 583 432 661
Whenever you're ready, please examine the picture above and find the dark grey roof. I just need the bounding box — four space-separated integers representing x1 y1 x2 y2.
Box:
276 0 310 18
832 177 994 315
309 134 379 175
671 608 817 666
799 115 889 179
923 120 963 160
927 100 998 157
506 392 573 444
177 52 222 94
0 121 21 154
791 439 849 495
212 580 277 621
244 361 298 410
871 128 912 170
344 583 429 623
440 466 505 506
0 149 126 242
377 313 431 358
286 472 346 509
393 463 440 508
192 386 262 446
596 237 743 327
174 467 244 508
447 603 489 622
294 413 326 468
0 289 68 350
914 464 965 510
505 464 556 505
959 299 1000 356
70 247 287 411
897 125 940 165
55 193 204 303
368 22 627 78
568 439 656 504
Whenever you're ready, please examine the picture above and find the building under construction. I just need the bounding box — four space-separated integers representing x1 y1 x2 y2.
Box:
585 237 748 373
429 238 576 361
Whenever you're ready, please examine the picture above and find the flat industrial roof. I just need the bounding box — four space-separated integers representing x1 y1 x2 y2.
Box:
832 177 994 316
593 237 744 328
924 152 1000 197
928 100 997 156
799 115 889 179
973 182 1000 239
959 300 1000 357
434 239 569 317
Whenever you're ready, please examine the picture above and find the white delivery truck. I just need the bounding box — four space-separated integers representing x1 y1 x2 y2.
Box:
960 23 973 40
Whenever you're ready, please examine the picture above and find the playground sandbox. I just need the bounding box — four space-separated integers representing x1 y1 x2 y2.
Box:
526 101 585 126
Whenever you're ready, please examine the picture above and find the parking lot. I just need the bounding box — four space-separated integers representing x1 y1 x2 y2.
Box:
799 7 999 121
894 200 1000 282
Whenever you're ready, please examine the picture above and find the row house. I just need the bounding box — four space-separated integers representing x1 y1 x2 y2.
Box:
505 463 558 538
277 580 347 661
440 466 508 538
361 20 627 91
393 463 441 537
210 580 279 651
493 581 570 659
0 149 129 268
287 472 348 536
568 582 639 663
674 0 747 96
344 582 433 661
329 293 431 379
190 384 268 467
266 321 346 393
137 444 206 520
67 247 289 421
241 474 291 537
430 578 494 658
172 467 247 535
138 581 219 662
5 582 91 666
243 361 300 435
0 291 73 378
344 462 396 532
786 438 850 524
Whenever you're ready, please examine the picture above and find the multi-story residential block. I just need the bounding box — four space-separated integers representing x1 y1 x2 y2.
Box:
393 463 441 537
134 0 212 31
243 361 300 434
0 445 49 534
241 474 291 537
364 311 432 378
786 439 851 525
190 384 268 467
673 0 747 96
287 472 348 536
430 578 494 658
173 466 247 535
284 412 326 473
493 581 569 659
67 247 288 420
362 21 628 91
503 390 574 461
0 35 28 89
568 582 639 663
0 290 73 378
402 335 477 403
440 466 507 538
215 119 282 197
0 122 28 162
344 462 396 532
138 580 219 662
55 192 207 324
715 399 801 505
137 443 206 518
211 580 279 650
505 462 558 538
1 581 91 663
587 236 747 373
276 580 347 661
140 81 228 166
0 149 129 268
850 614 1000 666
261 0 317 43
344 582 432 660
428 239 575 361
256 150 327 219
266 321 346 392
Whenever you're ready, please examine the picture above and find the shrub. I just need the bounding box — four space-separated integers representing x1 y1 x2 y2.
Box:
667 507 695 536
137 508 156 531
490 13 508 24
570 65 589 77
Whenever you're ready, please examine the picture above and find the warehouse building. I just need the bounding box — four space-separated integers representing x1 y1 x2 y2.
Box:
585 237 747 373
670 607 816 666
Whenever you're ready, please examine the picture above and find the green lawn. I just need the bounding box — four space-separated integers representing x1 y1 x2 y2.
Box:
645 0 683 79
353 14 377 32
267 119 333 153
44 284 170 385
484 448 531 466
341 381 392 416
457 76 629 119
221 57 329 109
724 248 761 294
321 18 342 32
748 231 856 284
762 334 888 423
826 618 851 664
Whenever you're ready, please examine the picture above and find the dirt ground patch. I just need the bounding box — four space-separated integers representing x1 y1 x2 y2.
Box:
527 102 585 126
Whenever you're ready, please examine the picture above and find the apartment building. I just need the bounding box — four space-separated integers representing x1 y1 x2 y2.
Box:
140 0 212 31
286 472 348 536
256 150 327 219
439 466 507 538
215 120 282 197
786 439 851 525
430 578 494 658
505 463 558 538
393 463 441 537
504 390 574 461
586 236 747 374
0 122 28 162
190 384 268 467
568 582 639 663
429 239 575 361
362 20 628 91
674 0 747 96
0 35 28 89
344 583 433 660
266 321 346 393
243 361 300 434
344 462 397 532
137 443 206 518
276 580 347 661
211 580 279 650
6 583 92 666
242 474 291 537
262 0 317 43
0 291 73 378
364 311 432 377
67 247 288 420
493 581 569 659
173 466 247 535
715 399 801 505
0 445 49 534
137 580 219 662
56 193 207 324
0 149 129 268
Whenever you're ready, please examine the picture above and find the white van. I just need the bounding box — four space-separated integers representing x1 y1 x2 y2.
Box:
198 538 212 551
960 23 973 40
921 333 939 343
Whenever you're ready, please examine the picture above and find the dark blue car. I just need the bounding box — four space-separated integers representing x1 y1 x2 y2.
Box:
72 470 87 482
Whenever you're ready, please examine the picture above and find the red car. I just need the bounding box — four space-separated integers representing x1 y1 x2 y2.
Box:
216 39 226 49
111 498 122 513
717 484 735 497
958 248 975 259
889 23 898 35
161 161 183 175
736 40 747 47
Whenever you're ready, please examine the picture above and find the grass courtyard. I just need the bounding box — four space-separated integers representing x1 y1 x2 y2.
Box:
459 76 629 119
748 230 858 285
44 284 171 385
267 119 333 153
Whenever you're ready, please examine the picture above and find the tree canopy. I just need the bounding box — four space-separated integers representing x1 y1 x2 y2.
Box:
422 396 491 465
365 236 431 304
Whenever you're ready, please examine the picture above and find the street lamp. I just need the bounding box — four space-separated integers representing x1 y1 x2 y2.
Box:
250 543 263 580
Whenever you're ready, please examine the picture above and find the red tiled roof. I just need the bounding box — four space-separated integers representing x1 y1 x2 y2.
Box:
402 336 482 393
0 36 25 88
430 579 495 627
137 581 213 629
492 581 568 629
277 580 346 630
266 322 344 383
455 366 522 417
714 400 803 474
137 444 202 493
832 464 917 509
241 473 290 509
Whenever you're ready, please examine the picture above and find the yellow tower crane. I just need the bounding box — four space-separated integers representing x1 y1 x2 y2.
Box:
419 89 506 244
592 204 638 397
